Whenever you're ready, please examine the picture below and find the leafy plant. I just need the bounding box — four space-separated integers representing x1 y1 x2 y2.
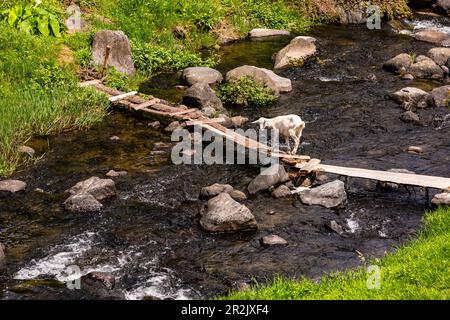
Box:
132 42 218 74
104 67 131 91
218 77 278 108
1 0 62 37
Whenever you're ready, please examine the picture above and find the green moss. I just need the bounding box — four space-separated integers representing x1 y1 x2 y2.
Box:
223 206 450 300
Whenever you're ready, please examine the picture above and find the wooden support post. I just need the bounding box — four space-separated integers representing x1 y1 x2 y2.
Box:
101 45 111 78
425 187 430 207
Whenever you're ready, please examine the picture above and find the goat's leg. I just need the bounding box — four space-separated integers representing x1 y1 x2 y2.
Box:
285 136 291 153
289 129 299 154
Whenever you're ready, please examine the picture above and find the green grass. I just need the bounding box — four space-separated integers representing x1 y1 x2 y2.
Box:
223 206 450 300
0 22 108 176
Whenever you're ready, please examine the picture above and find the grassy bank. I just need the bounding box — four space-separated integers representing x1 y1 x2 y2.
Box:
0 0 411 176
224 206 450 300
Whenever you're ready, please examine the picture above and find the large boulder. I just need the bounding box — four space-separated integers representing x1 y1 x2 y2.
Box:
200 193 257 232
274 36 317 70
390 87 431 110
430 85 450 107
181 67 223 86
383 53 413 72
182 83 223 110
299 180 347 209
226 65 291 93
409 55 445 79
432 192 450 206
434 0 450 14
249 28 290 38
64 194 103 213
414 29 450 47
247 164 290 194
92 30 135 75
0 180 26 193
427 48 450 66
0 243 5 274
67 176 116 201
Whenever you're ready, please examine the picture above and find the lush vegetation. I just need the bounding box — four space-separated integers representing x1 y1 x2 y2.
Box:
224 206 450 300
218 77 278 108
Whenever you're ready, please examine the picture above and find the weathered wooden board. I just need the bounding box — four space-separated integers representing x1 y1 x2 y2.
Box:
319 164 450 190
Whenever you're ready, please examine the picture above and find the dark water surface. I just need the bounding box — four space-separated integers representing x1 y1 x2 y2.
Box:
1 22 450 299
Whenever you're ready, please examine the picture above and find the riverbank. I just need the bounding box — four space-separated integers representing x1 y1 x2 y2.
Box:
224 206 450 300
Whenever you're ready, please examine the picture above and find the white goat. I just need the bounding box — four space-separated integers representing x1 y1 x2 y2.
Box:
252 115 306 155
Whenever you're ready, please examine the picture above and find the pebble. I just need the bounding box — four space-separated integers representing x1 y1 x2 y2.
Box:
109 136 120 141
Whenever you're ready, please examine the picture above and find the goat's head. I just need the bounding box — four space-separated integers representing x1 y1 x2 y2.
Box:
251 117 268 130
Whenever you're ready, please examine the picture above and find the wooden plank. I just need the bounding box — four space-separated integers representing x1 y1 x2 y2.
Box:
79 80 102 87
319 164 450 190
109 91 138 102
185 118 226 126
133 98 161 110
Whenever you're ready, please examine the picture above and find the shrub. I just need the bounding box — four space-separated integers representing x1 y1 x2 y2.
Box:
218 77 278 108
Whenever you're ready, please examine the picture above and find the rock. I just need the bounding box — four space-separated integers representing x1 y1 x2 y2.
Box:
18 145 35 156
380 169 416 189
64 194 103 213
217 114 233 128
428 48 450 66
409 55 444 79
432 192 450 206
228 189 248 201
109 135 120 141
81 272 115 290
225 65 291 94
400 111 420 124
0 243 5 274
249 28 290 38
299 180 347 209
172 26 187 40
67 176 116 201
200 183 234 198
407 146 423 154
274 36 317 70
401 73 414 80
272 185 292 198
442 65 449 74
148 121 161 129
164 121 181 133
230 116 249 127
182 83 223 110
326 220 344 235
434 0 450 14
106 170 128 177
260 235 288 246
300 178 312 188
391 87 431 110
200 193 257 232
181 67 223 86
266 210 276 215
65 5 88 33
338 8 366 24
247 164 290 194
383 53 413 72
430 85 450 107
92 30 135 75
414 29 450 47
0 180 26 193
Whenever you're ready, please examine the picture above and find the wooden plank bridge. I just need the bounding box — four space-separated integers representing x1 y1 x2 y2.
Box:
80 80 450 193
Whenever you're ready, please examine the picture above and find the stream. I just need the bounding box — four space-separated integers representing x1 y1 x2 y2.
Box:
1 17 450 300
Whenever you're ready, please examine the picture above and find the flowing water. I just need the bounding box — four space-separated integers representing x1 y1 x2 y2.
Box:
1 19 450 299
